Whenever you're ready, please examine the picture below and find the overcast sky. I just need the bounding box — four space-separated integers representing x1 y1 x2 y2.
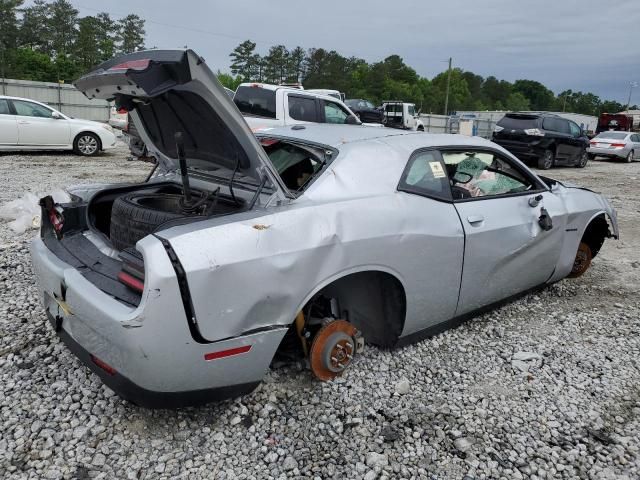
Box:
72 0 640 104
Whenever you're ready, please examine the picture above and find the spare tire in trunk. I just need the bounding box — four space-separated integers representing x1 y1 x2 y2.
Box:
110 193 187 250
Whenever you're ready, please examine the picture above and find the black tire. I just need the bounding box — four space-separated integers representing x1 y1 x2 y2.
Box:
587 153 596 160
537 149 555 170
576 149 588 168
73 132 101 156
110 193 186 250
626 150 634 163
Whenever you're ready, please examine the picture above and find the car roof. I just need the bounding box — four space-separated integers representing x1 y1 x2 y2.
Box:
255 124 495 150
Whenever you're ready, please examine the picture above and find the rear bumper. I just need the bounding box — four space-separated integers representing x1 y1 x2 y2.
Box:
587 146 627 158
31 235 288 408
45 311 259 408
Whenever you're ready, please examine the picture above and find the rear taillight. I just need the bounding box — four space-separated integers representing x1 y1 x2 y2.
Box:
118 249 145 293
108 59 150 71
589 140 598 145
48 207 64 234
610 143 625 148
90 354 117 376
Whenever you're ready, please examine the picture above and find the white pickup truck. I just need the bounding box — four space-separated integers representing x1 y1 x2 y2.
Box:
234 83 361 131
382 102 424 131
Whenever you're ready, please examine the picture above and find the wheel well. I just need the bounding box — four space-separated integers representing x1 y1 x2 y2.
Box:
307 271 406 348
74 131 102 150
417 125 424 131
581 214 609 258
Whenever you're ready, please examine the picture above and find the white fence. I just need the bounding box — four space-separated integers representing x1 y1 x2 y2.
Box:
0 78 110 122
418 113 497 139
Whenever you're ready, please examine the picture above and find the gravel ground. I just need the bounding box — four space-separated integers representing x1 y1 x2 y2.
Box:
0 148 638 480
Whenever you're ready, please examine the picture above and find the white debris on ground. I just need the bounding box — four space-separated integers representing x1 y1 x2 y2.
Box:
0 148 639 480
0 190 70 234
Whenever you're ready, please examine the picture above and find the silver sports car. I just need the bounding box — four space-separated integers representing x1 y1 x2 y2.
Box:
30 50 619 407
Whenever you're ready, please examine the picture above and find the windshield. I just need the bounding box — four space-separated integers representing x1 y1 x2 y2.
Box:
234 86 277 118
595 131 628 140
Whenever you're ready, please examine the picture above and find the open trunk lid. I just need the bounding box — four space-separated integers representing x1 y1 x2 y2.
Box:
74 49 289 200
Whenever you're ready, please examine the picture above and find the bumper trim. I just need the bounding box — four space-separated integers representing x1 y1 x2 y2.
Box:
46 312 260 408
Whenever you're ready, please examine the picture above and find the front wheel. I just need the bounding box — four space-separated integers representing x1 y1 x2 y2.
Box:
576 150 588 168
626 150 634 163
73 133 101 156
537 149 555 170
587 153 596 160
568 242 592 278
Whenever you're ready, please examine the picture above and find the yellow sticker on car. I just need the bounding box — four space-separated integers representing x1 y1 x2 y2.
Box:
429 161 446 178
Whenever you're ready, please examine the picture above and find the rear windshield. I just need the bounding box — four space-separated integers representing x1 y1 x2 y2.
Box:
497 115 539 129
234 86 277 119
595 131 628 140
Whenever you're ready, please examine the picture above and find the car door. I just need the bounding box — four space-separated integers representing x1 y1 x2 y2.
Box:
441 148 567 315
320 99 351 124
11 99 71 146
543 117 570 162
395 149 464 333
0 98 17 146
567 120 585 162
286 94 319 124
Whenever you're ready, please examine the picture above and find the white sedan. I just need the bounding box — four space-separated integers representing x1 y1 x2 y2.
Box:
0 95 117 156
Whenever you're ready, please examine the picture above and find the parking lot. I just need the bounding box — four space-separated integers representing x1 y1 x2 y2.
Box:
0 147 638 480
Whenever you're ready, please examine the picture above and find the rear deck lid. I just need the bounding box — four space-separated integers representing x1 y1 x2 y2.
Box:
75 49 289 198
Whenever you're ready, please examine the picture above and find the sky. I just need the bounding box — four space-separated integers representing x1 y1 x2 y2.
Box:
70 0 640 104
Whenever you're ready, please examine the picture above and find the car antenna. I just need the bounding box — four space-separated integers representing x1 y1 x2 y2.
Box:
174 131 193 210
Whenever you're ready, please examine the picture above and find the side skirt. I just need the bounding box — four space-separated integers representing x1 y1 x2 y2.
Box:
396 283 548 348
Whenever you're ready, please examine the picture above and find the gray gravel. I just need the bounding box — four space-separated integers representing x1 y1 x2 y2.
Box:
1 149 639 479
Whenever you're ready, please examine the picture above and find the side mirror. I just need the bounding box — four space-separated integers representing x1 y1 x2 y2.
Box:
345 115 360 125
51 111 63 119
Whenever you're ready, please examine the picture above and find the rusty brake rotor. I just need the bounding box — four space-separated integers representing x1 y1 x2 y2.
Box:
309 320 359 381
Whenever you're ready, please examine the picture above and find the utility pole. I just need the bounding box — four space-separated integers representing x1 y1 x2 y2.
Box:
626 81 638 112
443 57 452 116
0 43 5 96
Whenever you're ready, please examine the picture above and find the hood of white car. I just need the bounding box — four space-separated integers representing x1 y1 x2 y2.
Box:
74 49 288 197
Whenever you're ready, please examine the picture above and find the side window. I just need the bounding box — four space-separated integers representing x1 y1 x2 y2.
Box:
569 122 581 137
0 99 12 115
323 101 349 124
558 119 570 134
13 100 53 118
441 150 535 200
398 150 451 201
407 105 415 116
288 96 317 122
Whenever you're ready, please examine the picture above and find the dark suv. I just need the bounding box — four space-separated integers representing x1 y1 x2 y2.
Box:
492 113 590 169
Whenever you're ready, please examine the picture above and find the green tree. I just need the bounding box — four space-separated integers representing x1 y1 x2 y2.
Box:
512 79 555 110
0 0 22 78
263 45 289 84
229 40 257 79
216 71 243 91
18 0 51 54
49 0 78 56
288 46 305 82
505 92 530 111
118 14 145 53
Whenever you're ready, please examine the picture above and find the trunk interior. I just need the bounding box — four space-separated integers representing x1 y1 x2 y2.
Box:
41 181 247 307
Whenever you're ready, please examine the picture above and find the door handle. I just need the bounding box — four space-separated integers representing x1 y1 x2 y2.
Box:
467 215 484 225
18 120 30 124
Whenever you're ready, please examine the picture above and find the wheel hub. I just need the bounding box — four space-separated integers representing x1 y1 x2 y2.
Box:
310 320 360 381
